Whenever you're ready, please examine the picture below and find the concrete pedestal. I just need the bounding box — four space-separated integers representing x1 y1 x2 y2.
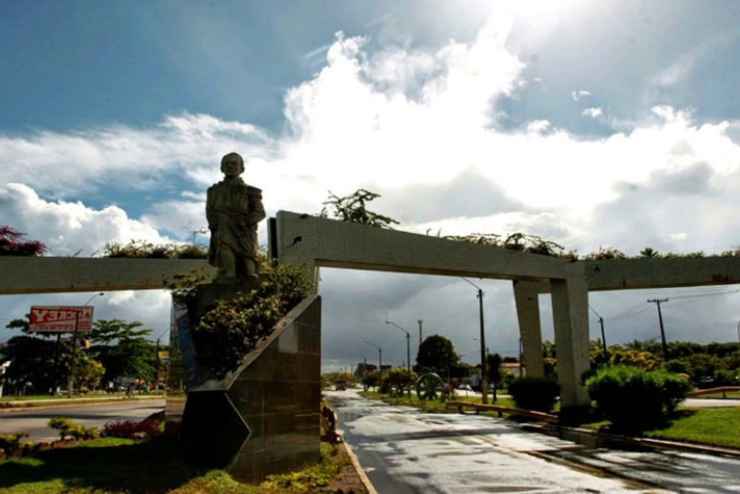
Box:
167 288 321 483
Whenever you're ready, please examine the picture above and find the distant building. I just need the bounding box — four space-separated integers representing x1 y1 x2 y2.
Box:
502 362 525 377
354 362 377 378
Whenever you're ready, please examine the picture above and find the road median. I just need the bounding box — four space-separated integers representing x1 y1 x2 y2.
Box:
0 395 164 412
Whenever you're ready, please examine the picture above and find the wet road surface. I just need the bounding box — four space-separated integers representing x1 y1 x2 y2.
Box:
326 389 740 493
0 399 165 441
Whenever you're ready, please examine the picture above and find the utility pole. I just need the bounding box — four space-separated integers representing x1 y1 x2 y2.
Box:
156 338 161 386
598 317 608 362
462 278 488 404
477 288 488 404
68 292 104 395
647 298 670 359
417 320 423 349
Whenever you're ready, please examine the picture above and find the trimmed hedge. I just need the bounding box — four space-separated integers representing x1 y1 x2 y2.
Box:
508 377 560 412
586 365 692 430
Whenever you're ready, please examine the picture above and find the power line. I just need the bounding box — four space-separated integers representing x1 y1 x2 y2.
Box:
666 288 740 300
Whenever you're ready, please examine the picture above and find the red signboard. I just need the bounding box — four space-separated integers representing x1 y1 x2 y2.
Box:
29 306 94 333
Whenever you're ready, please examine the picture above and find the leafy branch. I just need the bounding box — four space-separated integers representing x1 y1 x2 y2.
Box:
320 189 399 229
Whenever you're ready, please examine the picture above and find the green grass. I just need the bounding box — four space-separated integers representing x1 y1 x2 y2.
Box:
0 395 57 403
0 393 163 404
359 390 517 413
643 407 740 449
0 437 349 493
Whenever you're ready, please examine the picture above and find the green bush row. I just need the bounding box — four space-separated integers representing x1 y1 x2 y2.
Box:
586 365 692 430
48 417 100 441
508 377 560 412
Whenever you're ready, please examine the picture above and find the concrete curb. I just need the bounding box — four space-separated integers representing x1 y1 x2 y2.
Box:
341 440 379 494
0 395 164 413
530 422 740 459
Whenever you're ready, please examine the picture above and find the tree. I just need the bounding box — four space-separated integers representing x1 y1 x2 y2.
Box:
416 335 459 377
89 320 156 383
639 247 661 258
76 355 105 390
0 226 46 256
1 335 72 394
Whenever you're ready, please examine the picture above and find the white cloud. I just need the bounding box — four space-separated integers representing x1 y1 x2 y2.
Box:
526 120 551 133
582 107 604 119
0 113 273 198
6 15 740 350
3 21 740 221
571 89 591 101
0 183 170 256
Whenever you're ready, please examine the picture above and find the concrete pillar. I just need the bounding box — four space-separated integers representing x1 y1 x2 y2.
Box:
512 280 544 378
550 275 590 408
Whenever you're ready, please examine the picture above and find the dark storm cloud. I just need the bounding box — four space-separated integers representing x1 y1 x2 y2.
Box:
373 169 524 224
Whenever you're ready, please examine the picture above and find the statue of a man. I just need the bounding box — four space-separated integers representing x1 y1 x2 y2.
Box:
206 152 265 283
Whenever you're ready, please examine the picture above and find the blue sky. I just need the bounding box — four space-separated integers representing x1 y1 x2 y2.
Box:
3 1 740 369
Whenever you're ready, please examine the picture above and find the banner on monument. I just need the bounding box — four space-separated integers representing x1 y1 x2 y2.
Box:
29 306 95 333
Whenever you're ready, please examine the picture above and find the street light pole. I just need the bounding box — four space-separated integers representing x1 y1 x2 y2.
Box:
463 278 488 404
386 320 411 372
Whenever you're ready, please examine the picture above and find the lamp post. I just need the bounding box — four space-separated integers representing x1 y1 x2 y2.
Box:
386 319 411 372
68 292 104 395
462 278 488 404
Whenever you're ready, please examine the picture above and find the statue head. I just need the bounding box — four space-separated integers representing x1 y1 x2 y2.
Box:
220 152 245 178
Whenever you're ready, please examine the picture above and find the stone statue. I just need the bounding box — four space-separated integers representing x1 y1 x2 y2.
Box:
207 152 265 283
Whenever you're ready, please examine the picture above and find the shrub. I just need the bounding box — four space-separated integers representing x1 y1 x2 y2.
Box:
508 377 560 412
586 366 692 430
48 417 99 440
103 240 208 259
381 368 417 396
192 261 311 378
0 433 28 456
362 371 381 390
714 368 739 386
103 418 162 439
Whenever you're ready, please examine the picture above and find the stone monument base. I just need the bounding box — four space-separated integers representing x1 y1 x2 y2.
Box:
167 285 321 483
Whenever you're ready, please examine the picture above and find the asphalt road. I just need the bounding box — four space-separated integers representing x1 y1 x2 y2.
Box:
0 399 165 441
326 389 740 493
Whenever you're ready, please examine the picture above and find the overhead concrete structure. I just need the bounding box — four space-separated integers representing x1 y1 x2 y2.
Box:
0 257 214 295
270 211 740 408
6 210 740 408
271 211 591 408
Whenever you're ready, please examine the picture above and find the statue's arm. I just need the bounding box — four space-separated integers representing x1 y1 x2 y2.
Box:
206 188 217 230
247 187 266 225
